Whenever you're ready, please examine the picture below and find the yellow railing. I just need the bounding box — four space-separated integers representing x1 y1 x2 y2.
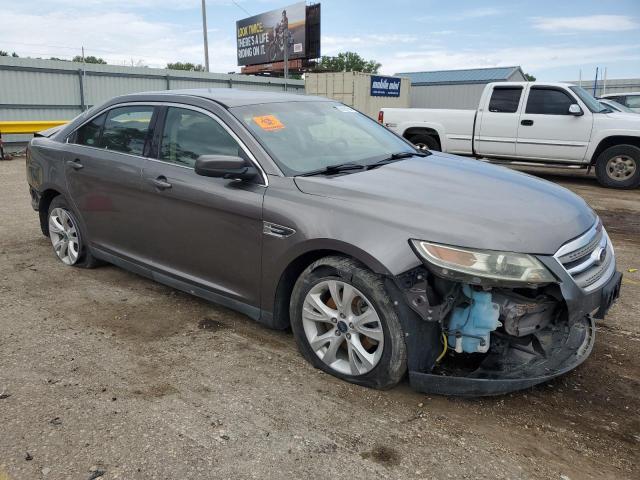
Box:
0 120 67 135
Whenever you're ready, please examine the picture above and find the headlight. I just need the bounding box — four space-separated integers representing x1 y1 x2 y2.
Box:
410 240 556 286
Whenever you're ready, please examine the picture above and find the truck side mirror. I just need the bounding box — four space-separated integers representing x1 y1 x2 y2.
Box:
568 104 583 116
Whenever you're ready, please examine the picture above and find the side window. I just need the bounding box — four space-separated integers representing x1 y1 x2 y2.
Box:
525 88 575 115
159 107 242 168
101 106 154 155
488 87 522 113
626 95 640 108
74 113 106 147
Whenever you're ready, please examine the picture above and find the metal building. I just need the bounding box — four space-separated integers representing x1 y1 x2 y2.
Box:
0 56 304 150
395 66 526 110
562 77 640 97
305 72 411 119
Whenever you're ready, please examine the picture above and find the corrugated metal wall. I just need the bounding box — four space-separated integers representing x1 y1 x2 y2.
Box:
305 72 410 119
0 57 304 149
562 78 640 97
408 69 527 110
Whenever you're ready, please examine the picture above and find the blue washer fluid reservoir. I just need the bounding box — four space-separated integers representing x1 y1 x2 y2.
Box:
447 285 501 354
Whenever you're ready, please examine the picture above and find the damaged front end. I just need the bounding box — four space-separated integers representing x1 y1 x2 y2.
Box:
392 224 621 396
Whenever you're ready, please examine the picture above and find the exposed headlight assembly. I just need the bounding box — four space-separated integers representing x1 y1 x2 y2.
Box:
410 240 556 286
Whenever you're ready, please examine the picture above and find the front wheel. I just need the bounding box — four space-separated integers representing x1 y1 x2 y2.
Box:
290 256 407 390
594 145 640 189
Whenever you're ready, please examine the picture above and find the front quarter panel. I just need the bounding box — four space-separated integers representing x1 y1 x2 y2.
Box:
260 175 422 314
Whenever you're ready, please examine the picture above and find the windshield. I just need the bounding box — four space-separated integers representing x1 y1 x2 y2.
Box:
569 86 609 113
230 101 417 175
600 99 635 113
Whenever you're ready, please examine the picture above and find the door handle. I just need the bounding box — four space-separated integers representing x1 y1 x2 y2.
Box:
66 159 84 170
151 176 172 190
520 119 534 126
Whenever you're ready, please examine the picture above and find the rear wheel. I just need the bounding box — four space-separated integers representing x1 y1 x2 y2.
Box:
47 196 99 268
290 256 407 390
594 145 640 189
410 133 440 152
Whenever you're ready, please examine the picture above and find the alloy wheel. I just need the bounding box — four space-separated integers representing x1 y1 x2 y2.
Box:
301 280 384 376
48 207 80 265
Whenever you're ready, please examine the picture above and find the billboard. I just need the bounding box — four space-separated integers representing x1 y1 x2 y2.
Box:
236 2 307 67
370 76 402 97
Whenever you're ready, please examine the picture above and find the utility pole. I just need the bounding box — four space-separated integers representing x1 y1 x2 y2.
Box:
283 29 290 91
201 0 210 72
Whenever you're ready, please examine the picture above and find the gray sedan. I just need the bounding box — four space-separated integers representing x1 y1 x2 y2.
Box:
26 89 622 395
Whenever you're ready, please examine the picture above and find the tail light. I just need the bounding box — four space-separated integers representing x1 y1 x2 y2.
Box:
378 110 384 123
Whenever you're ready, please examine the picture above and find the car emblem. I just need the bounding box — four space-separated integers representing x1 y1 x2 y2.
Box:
594 247 606 265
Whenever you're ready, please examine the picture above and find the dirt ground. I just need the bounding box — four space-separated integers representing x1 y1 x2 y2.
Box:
1 157 638 480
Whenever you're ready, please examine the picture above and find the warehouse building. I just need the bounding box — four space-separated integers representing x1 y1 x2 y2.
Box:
395 66 526 110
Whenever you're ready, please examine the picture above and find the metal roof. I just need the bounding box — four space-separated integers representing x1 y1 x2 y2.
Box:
395 66 524 86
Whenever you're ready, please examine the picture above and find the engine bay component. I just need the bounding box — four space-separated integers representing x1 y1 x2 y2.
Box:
491 291 558 337
447 285 501 353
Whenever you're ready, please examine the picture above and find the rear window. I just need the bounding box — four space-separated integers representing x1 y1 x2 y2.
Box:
626 95 640 108
101 106 154 156
488 87 522 113
74 113 106 147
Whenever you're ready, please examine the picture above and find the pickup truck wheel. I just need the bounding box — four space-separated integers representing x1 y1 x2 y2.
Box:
595 145 640 189
410 134 440 152
47 196 99 268
290 256 407 390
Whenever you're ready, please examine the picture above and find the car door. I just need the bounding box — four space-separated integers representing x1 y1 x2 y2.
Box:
65 104 159 260
475 85 523 157
516 86 593 162
140 105 265 307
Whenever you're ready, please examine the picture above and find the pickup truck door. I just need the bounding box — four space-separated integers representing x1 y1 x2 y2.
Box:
475 85 523 157
516 86 593 162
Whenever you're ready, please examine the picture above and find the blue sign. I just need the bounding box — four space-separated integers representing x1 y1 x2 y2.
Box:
370 75 401 97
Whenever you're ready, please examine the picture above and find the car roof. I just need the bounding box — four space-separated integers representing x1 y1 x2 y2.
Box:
601 92 640 98
119 88 332 108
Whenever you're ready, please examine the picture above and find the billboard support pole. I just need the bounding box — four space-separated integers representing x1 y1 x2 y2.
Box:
283 29 290 91
201 0 210 72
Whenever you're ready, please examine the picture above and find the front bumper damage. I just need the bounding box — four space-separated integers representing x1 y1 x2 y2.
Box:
392 256 622 397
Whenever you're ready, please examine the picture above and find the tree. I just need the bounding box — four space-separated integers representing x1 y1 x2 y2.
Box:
72 55 107 64
0 51 19 57
524 73 536 81
315 51 381 74
166 62 205 72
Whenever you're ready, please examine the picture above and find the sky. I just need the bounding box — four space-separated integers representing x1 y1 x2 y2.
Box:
0 0 639 81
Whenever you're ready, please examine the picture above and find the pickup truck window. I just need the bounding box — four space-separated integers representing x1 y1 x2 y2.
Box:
488 87 522 113
525 87 575 115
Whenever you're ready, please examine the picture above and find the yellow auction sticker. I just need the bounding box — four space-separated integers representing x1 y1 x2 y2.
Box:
253 115 285 131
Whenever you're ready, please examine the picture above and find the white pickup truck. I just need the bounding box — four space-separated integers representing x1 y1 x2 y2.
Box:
380 82 640 188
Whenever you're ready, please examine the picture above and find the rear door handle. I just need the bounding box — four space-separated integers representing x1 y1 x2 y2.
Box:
66 159 84 170
520 119 534 126
151 176 172 190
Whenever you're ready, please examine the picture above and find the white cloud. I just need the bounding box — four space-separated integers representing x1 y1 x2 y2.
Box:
0 11 238 71
378 44 640 76
532 15 639 32
461 7 502 18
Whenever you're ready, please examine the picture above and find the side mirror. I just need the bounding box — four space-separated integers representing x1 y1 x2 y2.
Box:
568 104 583 116
195 154 258 181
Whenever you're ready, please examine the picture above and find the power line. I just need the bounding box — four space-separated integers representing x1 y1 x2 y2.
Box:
231 0 251 16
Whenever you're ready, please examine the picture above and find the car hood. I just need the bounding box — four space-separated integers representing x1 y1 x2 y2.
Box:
293 153 596 255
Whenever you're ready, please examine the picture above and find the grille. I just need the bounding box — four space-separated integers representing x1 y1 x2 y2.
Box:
555 222 615 291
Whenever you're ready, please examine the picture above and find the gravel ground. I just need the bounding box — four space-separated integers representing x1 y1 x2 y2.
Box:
1 157 638 480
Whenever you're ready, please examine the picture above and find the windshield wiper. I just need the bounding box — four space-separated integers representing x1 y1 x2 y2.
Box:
298 162 367 177
367 151 429 169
